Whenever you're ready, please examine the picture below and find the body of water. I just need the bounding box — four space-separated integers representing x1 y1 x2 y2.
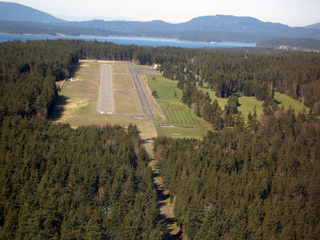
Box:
0 34 256 49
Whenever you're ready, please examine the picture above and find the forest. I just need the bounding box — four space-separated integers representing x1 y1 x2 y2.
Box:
154 108 320 239
0 39 320 239
0 39 166 239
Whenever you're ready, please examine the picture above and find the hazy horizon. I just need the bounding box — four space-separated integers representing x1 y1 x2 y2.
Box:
1 0 320 27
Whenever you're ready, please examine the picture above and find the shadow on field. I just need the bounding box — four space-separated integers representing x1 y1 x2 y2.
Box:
274 99 281 105
49 95 70 121
69 64 81 78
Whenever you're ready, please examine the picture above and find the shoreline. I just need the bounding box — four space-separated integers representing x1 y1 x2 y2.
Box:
0 32 257 45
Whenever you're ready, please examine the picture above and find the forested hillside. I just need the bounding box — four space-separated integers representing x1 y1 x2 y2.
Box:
154 108 320 239
0 21 119 37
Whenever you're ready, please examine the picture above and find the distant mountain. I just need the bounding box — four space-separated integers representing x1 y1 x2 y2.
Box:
59 19 177 33
305 23 320 29
180 15 307 36
61 15 320 41
0 2 65 23
1 2 320 43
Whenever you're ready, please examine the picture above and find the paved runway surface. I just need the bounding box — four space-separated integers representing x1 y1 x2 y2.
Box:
97 64 114 114
132 68 161 75
128 65 158 118
97 64 159 118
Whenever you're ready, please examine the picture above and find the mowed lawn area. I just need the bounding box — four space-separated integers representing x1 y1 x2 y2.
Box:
50 62 157 139
147 74 212 139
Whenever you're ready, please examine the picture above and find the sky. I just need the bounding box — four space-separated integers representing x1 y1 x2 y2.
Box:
2 0 320 27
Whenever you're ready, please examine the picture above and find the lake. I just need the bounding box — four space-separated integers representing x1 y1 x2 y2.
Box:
0 34 256 49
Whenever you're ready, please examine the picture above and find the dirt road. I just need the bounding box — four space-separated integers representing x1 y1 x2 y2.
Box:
143 140 175 240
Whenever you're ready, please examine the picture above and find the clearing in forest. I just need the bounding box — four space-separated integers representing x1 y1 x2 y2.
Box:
146 74 309 138
50 61 158 139
200 86 308 120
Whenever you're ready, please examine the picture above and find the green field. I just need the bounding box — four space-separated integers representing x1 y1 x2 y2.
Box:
274 92 308 113
146 74 309 138
147 74 212 139
200 87 308 120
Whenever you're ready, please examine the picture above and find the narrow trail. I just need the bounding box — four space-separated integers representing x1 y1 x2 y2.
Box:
142 140 182 240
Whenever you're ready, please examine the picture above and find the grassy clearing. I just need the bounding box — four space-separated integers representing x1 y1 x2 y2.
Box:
154 123 210 139
114 90 143 115
112 64 145 115
112 64 130 73
147 74 212 139
113 74 135 90
200 87 307 120
274 92 308 113
50 62 100 122
50 62 157 139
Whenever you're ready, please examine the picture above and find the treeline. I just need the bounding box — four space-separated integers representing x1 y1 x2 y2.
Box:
1 39 320 118
154 109 320 239
160 51 320 115
0 39 165 239
0 39 209 118
0 40 78 118
256 38 320 51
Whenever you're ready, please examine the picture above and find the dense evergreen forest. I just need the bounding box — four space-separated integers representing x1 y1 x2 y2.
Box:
154 109 320 239
0 40 165 239
1 39 320 239
0 119 164 239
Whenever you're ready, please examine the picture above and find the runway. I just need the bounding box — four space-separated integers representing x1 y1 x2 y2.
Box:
128 65 156 118
97 64 159 118
97 64 114 114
